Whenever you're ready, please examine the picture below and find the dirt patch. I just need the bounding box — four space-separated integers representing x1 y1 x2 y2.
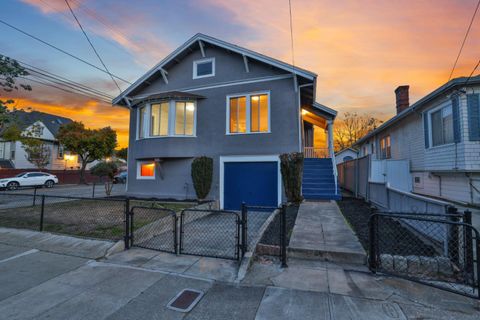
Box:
259 205 298 247
337 196 436 256
0 198 194 241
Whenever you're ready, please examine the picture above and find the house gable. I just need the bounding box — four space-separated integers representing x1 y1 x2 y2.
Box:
113 33 316 106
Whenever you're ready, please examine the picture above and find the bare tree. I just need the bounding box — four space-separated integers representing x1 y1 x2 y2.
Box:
334 112 383 151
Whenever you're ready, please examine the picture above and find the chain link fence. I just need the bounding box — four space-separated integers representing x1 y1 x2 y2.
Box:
369 212 479 299
129 206 177 253
180 208 240 260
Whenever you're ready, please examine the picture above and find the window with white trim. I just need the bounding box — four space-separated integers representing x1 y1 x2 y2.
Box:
137 101 196 139
150 102 169 136
227 93 269 134
137 161 155 179
430 104 454 147
193 58 215 79
379 135 391 159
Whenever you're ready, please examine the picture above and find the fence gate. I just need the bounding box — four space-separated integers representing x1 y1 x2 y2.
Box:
369 213 480 299
180 209 240 260
129 206 177 254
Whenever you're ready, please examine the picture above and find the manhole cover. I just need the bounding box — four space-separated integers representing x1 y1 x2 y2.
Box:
166 289 204 313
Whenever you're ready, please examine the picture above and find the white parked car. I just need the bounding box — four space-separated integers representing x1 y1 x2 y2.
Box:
0 172 59 190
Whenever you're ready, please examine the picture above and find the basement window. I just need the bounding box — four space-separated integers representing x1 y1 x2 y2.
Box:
137 161 155 180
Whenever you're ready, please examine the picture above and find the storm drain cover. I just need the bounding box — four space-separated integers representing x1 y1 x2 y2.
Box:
166 289 204 313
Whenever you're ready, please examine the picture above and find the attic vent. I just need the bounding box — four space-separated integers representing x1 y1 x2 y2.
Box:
166 289 204 313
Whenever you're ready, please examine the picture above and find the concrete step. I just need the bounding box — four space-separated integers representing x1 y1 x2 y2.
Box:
287 246 366 264
303 193 342 200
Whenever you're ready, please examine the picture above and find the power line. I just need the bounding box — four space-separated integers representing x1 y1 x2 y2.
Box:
64 0 122 93
0 18 132 85
288 0 296 72
448 0 480 81
464 58 480 86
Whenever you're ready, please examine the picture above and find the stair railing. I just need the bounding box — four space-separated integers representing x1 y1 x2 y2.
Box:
303 147 329 158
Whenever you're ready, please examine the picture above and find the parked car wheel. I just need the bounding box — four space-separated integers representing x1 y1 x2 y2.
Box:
44 180 55 188
7 181 19 190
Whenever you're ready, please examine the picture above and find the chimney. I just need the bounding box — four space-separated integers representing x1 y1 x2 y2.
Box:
395 85 409 114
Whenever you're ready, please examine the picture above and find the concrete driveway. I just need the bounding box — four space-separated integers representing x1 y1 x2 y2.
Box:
0 227 478 320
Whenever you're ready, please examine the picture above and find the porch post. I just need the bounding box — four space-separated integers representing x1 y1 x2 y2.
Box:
327 120 334 156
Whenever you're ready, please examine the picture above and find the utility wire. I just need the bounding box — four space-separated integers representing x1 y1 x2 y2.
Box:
448 0 480 81
288 0 296 72
0 19 132 85
464 58 480 86
64 0 122 93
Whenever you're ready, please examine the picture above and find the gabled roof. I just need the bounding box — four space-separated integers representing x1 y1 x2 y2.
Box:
6 110 73 137
335 147 358 156
353 75 480 147
113 33 317 106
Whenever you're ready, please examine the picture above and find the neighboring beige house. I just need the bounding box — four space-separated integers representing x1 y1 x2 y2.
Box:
0 111 83 170
353 76 480 206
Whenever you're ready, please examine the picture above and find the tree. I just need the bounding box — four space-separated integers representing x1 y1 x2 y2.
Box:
115 147 128 161
22 138 51 169
57 122 117 184
90 161 118 196
0 55 31 127
280 152 304 204
334 112 383 151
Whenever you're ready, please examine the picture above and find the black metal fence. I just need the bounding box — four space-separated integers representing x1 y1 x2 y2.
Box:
180 208 240 260
369 211 479 299
129 206 177 253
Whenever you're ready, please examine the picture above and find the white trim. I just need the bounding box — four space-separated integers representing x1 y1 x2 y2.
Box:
219 155 282 209
427 100 454 148
193 57 215 79
225 91 271 135
132 75 292 101
136 160 156 180
112 33 316 105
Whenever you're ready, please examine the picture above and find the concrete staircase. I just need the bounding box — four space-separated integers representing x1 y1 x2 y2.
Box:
302 158 341 200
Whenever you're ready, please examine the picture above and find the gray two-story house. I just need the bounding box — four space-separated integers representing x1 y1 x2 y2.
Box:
113 34 339 209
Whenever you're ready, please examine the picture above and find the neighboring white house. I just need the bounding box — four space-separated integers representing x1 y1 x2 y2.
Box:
0 111 83 170
353 76 480 206
335 148 358 165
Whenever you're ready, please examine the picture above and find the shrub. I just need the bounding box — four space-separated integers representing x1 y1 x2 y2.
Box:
90 161 118 196
191 156 213 200
280 152 304 204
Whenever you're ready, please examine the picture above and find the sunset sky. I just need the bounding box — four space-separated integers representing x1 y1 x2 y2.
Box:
1 0 480 148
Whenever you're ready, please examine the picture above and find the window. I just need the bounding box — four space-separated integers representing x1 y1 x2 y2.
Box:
227 92 269 134
151 102 169 136
379 136 391 159
57 144 64 159
193 58 215 79
175 102 195 136
138 106 148 138
430 105 454 147
137 101 196 139
137 161 155 179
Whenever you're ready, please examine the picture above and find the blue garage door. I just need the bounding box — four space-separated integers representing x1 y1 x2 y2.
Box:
224 161 278 210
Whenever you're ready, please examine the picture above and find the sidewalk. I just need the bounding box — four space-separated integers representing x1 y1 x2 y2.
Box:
288 201 366 264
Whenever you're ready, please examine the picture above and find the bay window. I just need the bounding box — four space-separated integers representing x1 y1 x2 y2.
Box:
430 105 454 147
137 100 196 139
227 92 270 134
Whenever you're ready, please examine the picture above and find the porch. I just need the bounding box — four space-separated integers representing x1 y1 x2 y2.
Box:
301 102 335 159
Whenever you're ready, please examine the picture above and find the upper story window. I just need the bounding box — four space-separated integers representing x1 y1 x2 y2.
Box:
193 58 215 79
57 144 64 159
379 135 391 159
430 104 454 147
227 92 270 134
138 101 196 139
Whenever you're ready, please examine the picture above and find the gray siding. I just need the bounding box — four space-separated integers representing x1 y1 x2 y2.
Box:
126 45 301 200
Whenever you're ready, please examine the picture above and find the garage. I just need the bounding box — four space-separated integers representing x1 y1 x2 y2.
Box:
222 157 280 210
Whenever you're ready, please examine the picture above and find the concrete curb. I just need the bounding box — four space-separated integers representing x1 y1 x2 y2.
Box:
235 209 279 283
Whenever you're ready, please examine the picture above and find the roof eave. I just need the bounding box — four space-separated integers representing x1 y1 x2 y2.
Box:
112 33 317 105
